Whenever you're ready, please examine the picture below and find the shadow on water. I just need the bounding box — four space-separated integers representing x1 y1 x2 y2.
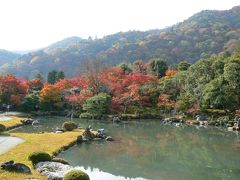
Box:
13 116 240 180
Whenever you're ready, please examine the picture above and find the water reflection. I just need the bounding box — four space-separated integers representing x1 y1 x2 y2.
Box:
13 117 240 180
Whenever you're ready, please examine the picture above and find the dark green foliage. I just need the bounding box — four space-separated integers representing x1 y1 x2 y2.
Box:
47 70 65 84
62 122 78 131
173 47 240 112
64 170 90 180
119 63 132 73
80 112 93 119
52 157 69 165
21 92 39 112
202 77 237 110
178 61 191 71
148 59 168 77
0 124 6 132
82 93 111 118
57 71 65 80
47 70 58 84
35 73 44 81
28 151 52 165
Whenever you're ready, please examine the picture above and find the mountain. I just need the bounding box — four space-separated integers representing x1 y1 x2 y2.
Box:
46 36 83 50
1 5 240 78
0 49 21 66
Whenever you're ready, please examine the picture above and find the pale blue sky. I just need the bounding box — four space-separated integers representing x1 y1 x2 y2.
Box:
0 0 239 51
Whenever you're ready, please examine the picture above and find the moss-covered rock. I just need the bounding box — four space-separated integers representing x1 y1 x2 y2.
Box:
64 170 90 180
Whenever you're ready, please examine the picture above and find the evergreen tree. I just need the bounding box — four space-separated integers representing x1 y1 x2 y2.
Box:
149 58 168 77
47 70 58 84
35 73 44 81
57 71 65 81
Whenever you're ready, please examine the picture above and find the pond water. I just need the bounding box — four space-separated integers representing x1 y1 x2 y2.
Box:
13 116 240 180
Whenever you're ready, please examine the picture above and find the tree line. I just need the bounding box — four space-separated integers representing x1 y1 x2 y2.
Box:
0 49 240 118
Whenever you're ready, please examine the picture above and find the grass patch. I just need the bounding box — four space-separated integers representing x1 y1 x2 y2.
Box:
0 130 84 179
0 116 24 129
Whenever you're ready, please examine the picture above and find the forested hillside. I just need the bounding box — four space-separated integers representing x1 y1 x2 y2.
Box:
0 50 20 66
0 6 240 78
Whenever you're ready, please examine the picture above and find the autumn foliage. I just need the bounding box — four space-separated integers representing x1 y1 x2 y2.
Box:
0 61 176 114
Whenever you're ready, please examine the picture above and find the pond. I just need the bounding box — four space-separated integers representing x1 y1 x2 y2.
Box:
13 116 240 180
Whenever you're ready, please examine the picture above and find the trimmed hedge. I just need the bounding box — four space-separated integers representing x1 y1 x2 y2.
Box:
80 112 92 119
64 170 90 180
62 122 78 131
28 151 52 165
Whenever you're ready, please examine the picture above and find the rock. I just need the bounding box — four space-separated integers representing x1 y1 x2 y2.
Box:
164 117 182 124
1 160 14 169
190 120 200 125
96 128 106 139
196 114 208 121
105 136 114 141
36 161 72 180
1 161 31 174
175 123 182 127
36 161 90 180
208 121 216 126
227 123 233 127
55 130 64 133
83 126 94 140
199 121 208 126
11 163 31 173
76 135 83 143
32 120 39 125
228 127 234 131
97 128 105 134
113 116 121 123
21 119 34 125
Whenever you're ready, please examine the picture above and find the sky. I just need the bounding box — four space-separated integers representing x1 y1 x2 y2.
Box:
0 0 239 51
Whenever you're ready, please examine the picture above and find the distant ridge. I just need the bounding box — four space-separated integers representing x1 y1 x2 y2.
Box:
1 5 240 78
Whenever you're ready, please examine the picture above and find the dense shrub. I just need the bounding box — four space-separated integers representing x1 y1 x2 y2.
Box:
202 109 227 116
0 124 6 132
64 170 90 180
28 151 52 165
80 112 93 119
52 157 69 165
62 121 78 131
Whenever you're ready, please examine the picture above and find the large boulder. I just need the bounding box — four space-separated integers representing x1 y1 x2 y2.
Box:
1 161 31 174
36 161 89 180
36 161 72 180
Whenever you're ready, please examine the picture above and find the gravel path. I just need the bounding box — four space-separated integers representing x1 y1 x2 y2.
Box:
0 136 24 155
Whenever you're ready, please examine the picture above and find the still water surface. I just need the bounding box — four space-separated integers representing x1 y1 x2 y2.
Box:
14 116 240 180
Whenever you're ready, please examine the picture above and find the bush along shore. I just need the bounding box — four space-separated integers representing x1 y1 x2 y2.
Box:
0 119 113 179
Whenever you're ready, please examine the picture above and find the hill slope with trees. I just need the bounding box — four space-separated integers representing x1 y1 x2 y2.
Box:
0 5 240 78
0 50 21 66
